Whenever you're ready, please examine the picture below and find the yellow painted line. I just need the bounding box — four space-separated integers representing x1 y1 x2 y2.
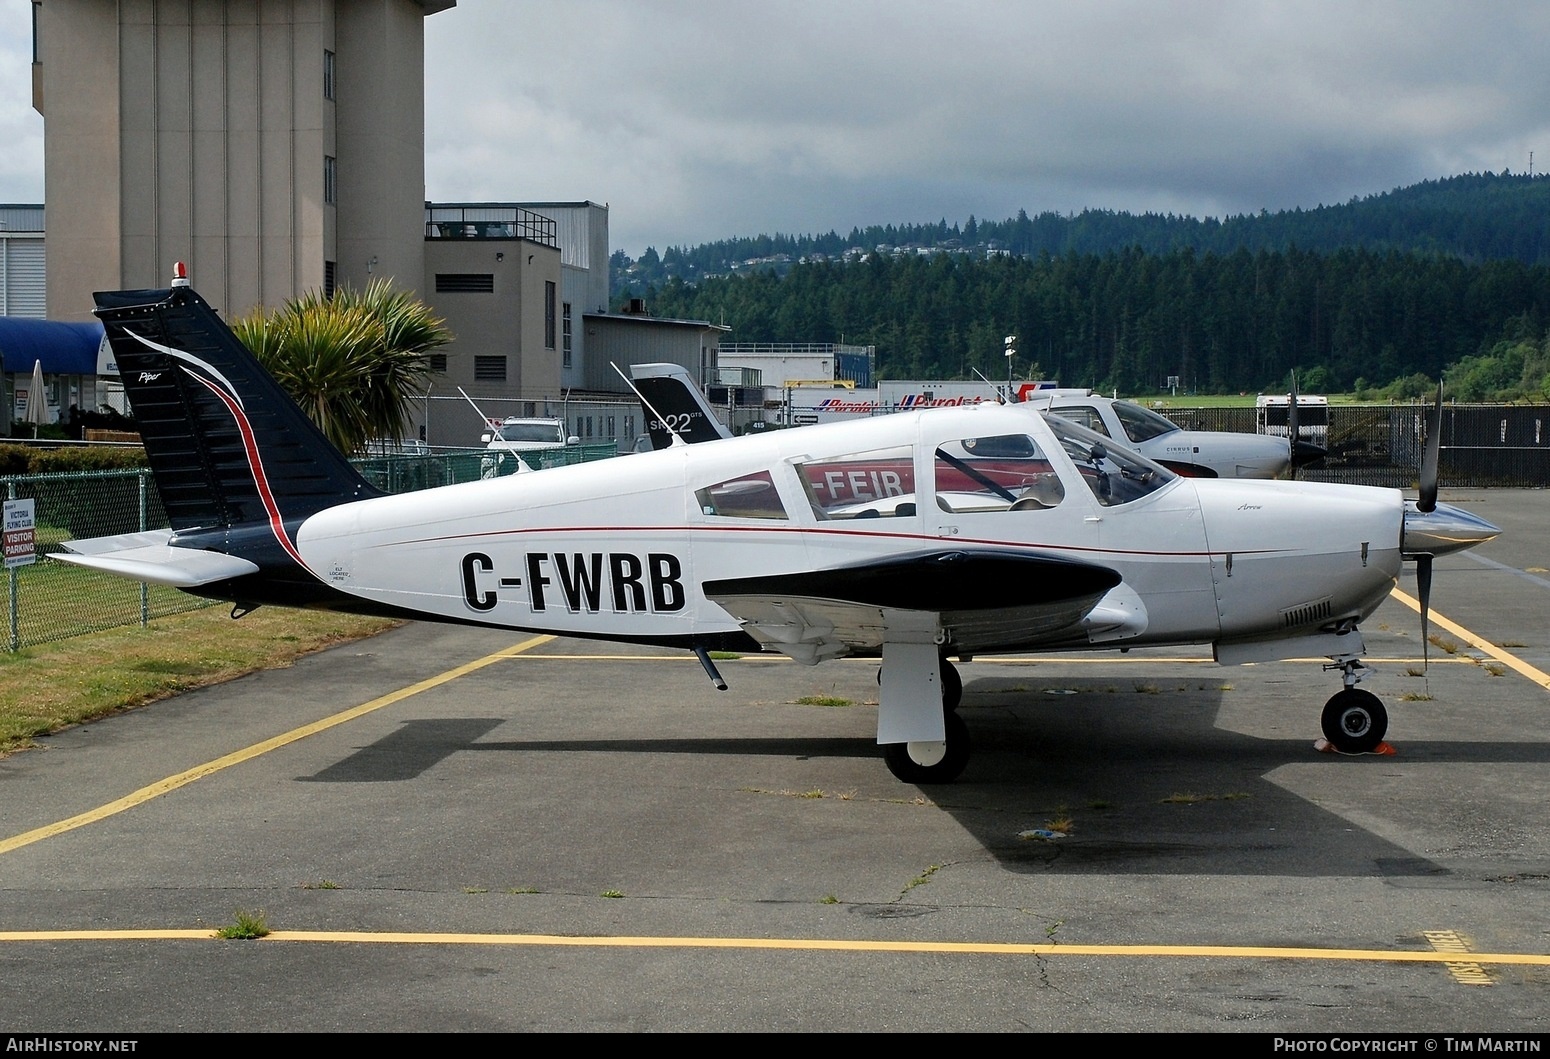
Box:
1 929 1548 966
527 653 1465 666
0 636 556 857
1389 587 1550 693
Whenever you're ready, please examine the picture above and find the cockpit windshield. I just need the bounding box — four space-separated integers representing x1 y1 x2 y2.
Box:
1044 414 1175 506
1112 401 1181 443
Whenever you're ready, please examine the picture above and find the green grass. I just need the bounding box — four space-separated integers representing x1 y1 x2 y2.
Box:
0 606 401 755
795 694 853 707
215 910 270 939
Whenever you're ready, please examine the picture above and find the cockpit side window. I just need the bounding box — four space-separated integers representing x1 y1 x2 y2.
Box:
933 433 1064 513
1113 401 1180 443
1044 415 1174 507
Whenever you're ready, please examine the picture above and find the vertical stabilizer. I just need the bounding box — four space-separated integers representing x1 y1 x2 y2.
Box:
629 362 735 448
93 281 383 533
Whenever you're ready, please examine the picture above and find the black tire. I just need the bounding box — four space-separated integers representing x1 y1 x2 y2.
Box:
941 658 963 712
1321 688 1389 754
882 711 971 784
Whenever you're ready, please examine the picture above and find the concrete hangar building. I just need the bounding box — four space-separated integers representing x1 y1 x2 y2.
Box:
23 0 726 450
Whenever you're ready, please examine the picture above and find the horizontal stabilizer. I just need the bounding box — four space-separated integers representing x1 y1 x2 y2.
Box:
58 531 259 588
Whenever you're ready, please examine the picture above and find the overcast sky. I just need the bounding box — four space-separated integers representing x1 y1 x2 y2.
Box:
3 1 1545 257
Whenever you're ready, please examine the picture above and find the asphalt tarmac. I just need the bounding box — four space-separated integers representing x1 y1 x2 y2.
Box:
0 489 1546 1033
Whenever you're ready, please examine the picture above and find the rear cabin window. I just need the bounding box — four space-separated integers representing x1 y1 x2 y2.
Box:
696 471 788 520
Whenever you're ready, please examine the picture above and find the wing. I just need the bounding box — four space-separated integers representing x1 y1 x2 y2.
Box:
703 549 1141 664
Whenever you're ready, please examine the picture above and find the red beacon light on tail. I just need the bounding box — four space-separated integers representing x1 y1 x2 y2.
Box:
171 261 190 288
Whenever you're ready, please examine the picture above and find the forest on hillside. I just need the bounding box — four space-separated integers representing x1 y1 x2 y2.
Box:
645 246 1550 399
615 173 1550 398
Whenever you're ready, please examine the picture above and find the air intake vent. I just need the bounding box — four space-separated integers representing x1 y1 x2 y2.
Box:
435 273 495 293
1281 597 1333 629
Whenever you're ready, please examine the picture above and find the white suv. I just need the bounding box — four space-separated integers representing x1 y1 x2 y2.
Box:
480 417 579 476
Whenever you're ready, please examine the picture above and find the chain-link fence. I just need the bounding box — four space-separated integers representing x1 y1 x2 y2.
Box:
3 470 209 651
1162 403 1550 489
6 442 622 652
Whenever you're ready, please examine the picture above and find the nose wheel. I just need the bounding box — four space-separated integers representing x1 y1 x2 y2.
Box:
1320 687 1388 754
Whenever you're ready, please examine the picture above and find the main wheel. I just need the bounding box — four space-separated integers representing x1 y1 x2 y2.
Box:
940 658 963 712
1321 688 1388 754
882 711 971 784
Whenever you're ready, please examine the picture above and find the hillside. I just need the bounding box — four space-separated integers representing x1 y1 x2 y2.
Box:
611 172 1550 296
615 174 1550 399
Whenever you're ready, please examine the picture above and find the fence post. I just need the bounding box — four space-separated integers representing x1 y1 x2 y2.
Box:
139 470 150 627
7 478 17 652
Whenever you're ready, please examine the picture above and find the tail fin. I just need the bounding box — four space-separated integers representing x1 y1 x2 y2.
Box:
628 362 734 449
94 279 382 533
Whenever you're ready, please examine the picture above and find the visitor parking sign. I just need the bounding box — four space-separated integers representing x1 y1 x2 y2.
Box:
4 499 36 569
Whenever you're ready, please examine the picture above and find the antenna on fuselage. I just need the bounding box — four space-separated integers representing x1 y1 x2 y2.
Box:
611 362 687 447
970 365 1012 404
458 386 532 474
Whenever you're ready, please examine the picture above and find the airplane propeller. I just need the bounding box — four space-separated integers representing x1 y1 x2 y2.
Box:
1284 371 1327 478
1287 373 1300 480
1414 383 1444 664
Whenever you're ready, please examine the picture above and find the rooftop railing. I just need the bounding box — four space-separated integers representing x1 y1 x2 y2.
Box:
425 205 558 248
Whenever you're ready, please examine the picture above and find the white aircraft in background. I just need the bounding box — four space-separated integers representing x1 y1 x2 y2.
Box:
628 366 1324 480
1015 389 1325 479
59 269 1498 784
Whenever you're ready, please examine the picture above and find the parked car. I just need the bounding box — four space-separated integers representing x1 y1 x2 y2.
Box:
480 417 579 477
481 417 577 450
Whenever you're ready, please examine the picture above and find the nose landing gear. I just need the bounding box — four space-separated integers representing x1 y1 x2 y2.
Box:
1320 655 1389 754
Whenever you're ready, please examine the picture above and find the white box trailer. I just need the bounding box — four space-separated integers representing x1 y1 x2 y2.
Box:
1256 393 1329 445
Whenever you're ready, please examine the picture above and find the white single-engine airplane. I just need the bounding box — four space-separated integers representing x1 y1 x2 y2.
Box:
628 364 1324 480
60 270 1500 784
1022 389 1327 479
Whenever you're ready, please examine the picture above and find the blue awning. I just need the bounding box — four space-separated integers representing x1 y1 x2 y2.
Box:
0 318 106 375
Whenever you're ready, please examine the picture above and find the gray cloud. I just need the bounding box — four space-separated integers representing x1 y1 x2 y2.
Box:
4 2 1544 256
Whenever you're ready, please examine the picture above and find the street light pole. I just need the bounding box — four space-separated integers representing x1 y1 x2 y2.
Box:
1004 334 1017 402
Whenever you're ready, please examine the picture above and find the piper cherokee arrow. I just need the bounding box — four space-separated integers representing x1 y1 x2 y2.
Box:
59 268 1500 784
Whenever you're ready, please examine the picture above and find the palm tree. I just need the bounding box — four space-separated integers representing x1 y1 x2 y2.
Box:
231 281 451 455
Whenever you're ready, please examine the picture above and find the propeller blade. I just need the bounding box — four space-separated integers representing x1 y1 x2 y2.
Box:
1419 382 1442 513
1416 553 1434 669
1287 372 1300 479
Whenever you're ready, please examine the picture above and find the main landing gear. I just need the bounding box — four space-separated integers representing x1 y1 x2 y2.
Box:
1320 655 1388 754
880 658 970 784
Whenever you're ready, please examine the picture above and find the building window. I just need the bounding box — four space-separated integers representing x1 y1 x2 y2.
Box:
474 356 507 381
324 50 336 100
428 354 448 373
324 260 336 298
561 302 573 368
435 273 495 293
545 281 556 349
324 156 337 205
